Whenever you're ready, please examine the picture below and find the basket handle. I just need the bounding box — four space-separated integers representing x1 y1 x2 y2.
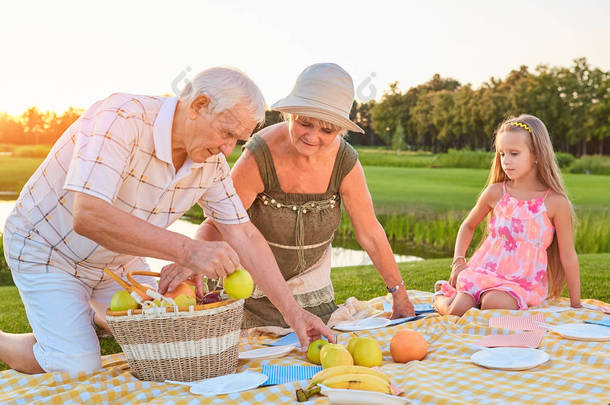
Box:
103 267 133 291
125 271 168 302
126 271 160 290
103 267 151 304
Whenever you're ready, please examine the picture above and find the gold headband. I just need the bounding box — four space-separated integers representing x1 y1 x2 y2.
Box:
507 121 532 134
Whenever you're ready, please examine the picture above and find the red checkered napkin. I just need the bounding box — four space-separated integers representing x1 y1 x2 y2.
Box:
488 313 546 331
474 330 545 348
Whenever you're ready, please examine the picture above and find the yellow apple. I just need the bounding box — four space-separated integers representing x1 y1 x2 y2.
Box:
110 290 138 311
223 269 254 299
319 344 354 369
307 339 329 365
173 294 197 308
351 337 382 367
347 335 362 356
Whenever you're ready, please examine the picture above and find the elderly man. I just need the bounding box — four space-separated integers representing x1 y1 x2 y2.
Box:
1 67 334 374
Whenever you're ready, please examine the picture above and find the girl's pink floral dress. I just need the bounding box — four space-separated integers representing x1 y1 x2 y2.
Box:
441 182 554 309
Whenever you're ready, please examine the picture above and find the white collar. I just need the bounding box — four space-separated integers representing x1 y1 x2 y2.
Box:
152 97 178 165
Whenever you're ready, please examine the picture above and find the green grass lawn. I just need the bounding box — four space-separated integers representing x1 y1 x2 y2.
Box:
355 148 436 168
363 166 610 214
0 157 44 199
332 253 610 304
3 154 610 210
1 252 608 371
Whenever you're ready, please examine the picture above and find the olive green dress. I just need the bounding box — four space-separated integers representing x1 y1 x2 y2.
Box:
241 133 358 328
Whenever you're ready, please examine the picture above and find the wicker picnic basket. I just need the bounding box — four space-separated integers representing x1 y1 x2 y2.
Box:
104 270 244 382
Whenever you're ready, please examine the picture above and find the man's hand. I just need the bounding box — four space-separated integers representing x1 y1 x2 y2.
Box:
283 308 336 351
181 239 240 277
158 240 240 294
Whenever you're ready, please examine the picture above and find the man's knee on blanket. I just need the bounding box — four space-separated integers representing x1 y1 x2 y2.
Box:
34 343 101 373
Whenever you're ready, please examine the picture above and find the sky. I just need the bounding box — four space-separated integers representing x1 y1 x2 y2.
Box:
1 0 609 115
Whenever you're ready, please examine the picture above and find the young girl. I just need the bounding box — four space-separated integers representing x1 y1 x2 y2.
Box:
433 114 581 316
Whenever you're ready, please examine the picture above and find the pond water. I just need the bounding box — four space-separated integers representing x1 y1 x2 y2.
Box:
0 200 422 271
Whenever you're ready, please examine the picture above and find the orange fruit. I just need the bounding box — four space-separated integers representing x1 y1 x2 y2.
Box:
164 282 196 300
390 330 428 362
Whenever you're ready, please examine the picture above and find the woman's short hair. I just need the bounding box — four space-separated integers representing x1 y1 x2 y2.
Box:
282 112 348 137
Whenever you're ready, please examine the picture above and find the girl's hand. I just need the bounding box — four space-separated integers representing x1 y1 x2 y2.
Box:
449 261 467 287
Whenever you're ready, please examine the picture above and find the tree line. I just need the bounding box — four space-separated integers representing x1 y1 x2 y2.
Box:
0 107 83 145
1 58 608 156
349 58 609 156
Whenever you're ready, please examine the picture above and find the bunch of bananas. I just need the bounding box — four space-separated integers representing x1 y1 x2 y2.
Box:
296 365 391 401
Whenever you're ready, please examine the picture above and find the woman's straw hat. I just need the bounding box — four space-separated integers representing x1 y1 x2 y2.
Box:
271 63 364 133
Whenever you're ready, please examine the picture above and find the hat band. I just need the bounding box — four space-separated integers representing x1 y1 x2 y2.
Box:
289 94 351 117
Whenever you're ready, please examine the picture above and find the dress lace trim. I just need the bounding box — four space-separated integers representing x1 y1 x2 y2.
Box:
258 192 338 271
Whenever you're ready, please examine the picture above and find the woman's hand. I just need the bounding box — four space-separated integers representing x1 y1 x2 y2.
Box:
391 290 415 319
283 308 336 350
159 263 206 298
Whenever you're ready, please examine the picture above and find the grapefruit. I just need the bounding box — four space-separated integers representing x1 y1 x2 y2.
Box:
390 330 428 362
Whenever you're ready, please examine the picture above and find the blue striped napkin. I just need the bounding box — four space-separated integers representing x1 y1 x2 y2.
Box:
266 332 300 347
585 318 610 328
260 365 322 386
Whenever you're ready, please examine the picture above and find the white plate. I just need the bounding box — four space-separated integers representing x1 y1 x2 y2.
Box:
470 347 549 371
320 385 410 405
413 303 435 314
547 323 610 341
238 344 297 360
332 317 392 331
189 371 268 396
528 305 571 313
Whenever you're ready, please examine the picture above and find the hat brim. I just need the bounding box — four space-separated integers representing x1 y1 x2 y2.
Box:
271 96 364 134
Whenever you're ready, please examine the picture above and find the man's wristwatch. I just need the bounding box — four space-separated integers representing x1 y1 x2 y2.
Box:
386 280 404 294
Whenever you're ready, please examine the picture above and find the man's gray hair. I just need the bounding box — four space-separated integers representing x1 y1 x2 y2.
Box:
180 66 266 125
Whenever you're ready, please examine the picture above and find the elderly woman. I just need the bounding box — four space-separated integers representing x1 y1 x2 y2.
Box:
197 63 415 328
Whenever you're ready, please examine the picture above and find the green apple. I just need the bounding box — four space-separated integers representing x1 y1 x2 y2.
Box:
319 344 354 369
307 339 329 365
223 269 254 299
110 290 138 311
173 294 197 308
351 337 382 367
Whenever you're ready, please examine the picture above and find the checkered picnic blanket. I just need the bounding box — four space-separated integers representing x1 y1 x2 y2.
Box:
1 291 608 404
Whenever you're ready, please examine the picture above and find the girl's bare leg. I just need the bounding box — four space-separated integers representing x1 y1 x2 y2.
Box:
480 290 519 310
435 292 476 316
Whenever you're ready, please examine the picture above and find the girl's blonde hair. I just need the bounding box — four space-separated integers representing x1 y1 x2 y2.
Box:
485 114 574 298
282 113 348 137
